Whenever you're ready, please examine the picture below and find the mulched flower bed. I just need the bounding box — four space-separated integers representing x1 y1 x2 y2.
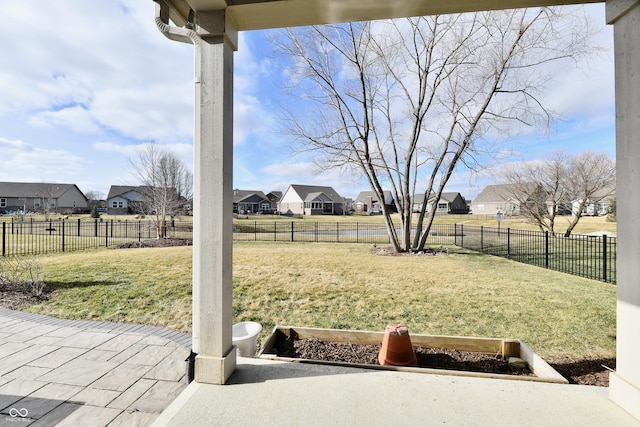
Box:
276 337 533 376
0 282 51 310
273 337 614 387
111 238 192 249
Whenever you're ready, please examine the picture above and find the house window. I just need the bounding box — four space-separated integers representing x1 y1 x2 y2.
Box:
0 198 5 208
438 203 448 210
73 200 77 208
34 199 41 208
111 201 124 208
312 202 322 209
261 202 270 211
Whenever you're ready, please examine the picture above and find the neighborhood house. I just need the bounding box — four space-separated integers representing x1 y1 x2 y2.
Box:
471 184 524 216
278 184 345 216
412 192 469 214
0 182 88 214
233 189 273 214
353 190 396 214
106 186 150 215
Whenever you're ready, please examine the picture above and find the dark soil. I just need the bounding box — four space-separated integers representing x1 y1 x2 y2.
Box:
274 337 614 387
0 282 51 310
371 245 449 256
111 238 192 249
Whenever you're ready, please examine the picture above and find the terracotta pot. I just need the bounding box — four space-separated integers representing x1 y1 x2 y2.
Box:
378 324 418 366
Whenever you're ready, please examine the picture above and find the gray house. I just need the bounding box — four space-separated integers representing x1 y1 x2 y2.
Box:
278 184 345 215
471 184 525 216
233 189 273 214
353 190 396 214
106 186 149 215
0 182 88 214
413 192 469 214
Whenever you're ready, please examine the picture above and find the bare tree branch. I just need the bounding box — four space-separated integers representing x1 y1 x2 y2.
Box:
271 7 596 251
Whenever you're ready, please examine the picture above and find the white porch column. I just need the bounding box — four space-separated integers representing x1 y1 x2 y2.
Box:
192 10 238 385
607 0 640 419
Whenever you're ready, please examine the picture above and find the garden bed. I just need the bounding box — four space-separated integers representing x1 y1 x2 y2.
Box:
259 326 568 384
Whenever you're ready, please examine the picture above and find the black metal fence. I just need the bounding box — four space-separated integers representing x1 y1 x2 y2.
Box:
1 218 616 283
453 225 616 284
1 218 165 257
232 221 455 245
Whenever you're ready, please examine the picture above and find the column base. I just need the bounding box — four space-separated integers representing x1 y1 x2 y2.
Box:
610 372 640 420
195 346 237 384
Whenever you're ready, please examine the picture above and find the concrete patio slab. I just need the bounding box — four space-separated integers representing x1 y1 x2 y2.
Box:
153 357 640 427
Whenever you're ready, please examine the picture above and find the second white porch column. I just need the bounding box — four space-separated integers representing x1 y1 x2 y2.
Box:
607 0 640 420
192 10 238 385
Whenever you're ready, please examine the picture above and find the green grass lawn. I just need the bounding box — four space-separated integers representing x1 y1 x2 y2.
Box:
25 241 616 364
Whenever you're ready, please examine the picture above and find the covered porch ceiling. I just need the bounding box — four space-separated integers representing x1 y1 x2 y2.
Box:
163 0 603 30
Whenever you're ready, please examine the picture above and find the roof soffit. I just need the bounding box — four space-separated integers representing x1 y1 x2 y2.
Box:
165 0 603 31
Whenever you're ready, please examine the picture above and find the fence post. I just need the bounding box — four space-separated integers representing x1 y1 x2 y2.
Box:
602 234 608 283
62 220 65 252
274 222 277 242
507 228 511 258
336 222 339 243
545 231 549 269
77 218 81 237
291 221 294 242
94 219 98 237
110 220 114 238
461 224 464 248
254 221 257 241
105 221 109 248
2 222 5 257
138 220 142 242
480 226 484 252
454 224 457 246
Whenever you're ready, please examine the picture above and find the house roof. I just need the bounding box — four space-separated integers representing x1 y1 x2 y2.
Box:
355 190 393 204
0 182 87 200
267 191 282 202
472 184 527 204
431 192 462 203
412 192 462 204
304 191 332 202
107 185 149 200
233 189 269 203
289 185 344 203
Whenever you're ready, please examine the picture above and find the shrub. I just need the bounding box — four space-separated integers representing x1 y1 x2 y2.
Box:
0 257 46 297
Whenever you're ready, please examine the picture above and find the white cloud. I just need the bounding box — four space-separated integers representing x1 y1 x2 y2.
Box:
0 138 85 181
0 1 616 202
28 105 101 134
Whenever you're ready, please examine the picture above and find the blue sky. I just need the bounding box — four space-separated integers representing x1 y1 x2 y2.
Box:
0 1 614 201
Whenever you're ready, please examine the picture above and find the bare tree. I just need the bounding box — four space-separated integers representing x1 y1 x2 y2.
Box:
272 7 596 252
84 190 104 212
36 182 60 220
563 150 615 236
500 151 570 233
129 144 193 238
500 150 615 236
